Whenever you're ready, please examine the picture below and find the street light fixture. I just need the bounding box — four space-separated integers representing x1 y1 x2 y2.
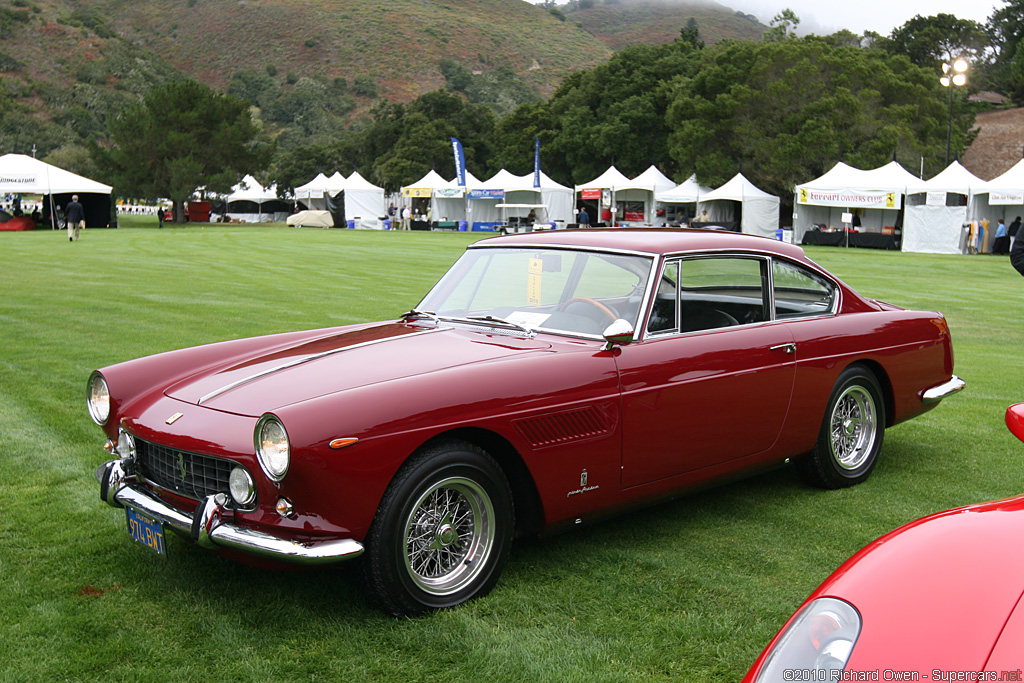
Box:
940 58 968 166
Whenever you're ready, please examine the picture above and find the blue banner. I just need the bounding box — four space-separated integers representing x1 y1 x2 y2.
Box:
533 137 541 188
451 137 466 187
468 189 505 199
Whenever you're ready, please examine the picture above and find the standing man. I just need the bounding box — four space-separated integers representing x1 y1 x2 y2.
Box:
65 194 85 242
157 206 165 229
577 205 590 227
401 204 412 231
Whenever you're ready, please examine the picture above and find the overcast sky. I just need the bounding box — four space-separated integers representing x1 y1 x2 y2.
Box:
722 0 1003 37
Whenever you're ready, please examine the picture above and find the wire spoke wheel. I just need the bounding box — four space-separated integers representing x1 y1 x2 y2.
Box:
403 477 495 596
829 385 878 470
799 365 886 489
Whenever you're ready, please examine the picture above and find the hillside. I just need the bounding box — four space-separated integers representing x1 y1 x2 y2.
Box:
962 107 1024 180
0 0 611 104
566 0 765 51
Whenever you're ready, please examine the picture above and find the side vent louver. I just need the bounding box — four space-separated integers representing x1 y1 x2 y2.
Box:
514 406 612 448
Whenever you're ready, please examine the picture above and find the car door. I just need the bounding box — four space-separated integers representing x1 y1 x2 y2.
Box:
617 255 797 489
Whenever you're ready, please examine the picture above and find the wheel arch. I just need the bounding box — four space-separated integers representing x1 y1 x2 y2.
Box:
847 358 894 427
420 427 545 538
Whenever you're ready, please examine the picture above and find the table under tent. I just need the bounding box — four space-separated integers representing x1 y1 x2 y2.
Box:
794 161 918 249
654 174 713 227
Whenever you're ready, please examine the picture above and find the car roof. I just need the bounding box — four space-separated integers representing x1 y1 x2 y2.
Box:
476 228 810 260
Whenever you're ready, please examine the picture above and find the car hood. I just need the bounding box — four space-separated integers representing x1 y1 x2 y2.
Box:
164 322 552 416
818 495 1024 672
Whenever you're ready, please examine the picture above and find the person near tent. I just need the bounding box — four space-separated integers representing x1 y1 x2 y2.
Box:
600 206 612 226
577 206 590 227
157 207 165 229
993 219 1010 254
401 205 411 231
1009 216 1021 240
1011 227 1024 277
65 194 85 242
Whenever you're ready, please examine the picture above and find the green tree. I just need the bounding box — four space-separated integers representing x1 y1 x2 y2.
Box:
763 9 800 42
664 39 954 200
99 80 271 221
988 0 1024 104
679 18 704 49
887 14 988 69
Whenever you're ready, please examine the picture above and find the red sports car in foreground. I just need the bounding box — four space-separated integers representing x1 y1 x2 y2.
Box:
91 229 963 615
743 403 1024 682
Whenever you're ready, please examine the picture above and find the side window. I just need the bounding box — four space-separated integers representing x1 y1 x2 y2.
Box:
647 260 679 334
773 260 837 319
679 257 766 331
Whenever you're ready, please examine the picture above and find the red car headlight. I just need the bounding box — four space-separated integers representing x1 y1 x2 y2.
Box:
753 597 862 681
255 414 290 482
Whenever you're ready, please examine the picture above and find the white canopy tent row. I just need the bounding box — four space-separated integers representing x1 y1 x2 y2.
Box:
903 162 986 254
575 165 676 226
0 153 113 229
293 171 386 229
400 169 573 231
967 158 1024 252
695 173 781 239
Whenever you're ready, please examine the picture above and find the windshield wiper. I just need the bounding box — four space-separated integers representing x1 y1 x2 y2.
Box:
465 315 534 336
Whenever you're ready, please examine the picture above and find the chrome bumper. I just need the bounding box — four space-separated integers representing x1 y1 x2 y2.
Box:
97 459 363 565
922 375 966 404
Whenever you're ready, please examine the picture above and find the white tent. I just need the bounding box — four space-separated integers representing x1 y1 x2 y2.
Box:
696 173 780 238
655 174 714 225
902 161 985 254
968 158 1024 252
295 172 346 212
343 171 385 229
575 165 674 225
225 174 290 222
0 153 112 194
0 153 112 228
468 169 527 229
793 161 918 243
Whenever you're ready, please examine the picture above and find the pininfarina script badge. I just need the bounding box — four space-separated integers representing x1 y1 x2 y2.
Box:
567 469 599 498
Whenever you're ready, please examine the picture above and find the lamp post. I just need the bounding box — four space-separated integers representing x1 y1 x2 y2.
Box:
940 58 968 166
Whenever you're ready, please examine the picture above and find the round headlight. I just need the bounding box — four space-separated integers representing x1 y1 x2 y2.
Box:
87 373 110 425
228 466 256 507
753 598 861 682
255 415 290 481
116 430 137 460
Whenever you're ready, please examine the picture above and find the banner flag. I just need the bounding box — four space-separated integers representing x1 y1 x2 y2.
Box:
534 137 541 188
451 137 466 187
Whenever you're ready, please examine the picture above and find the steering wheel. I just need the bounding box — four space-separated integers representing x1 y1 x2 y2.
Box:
559 297 618 323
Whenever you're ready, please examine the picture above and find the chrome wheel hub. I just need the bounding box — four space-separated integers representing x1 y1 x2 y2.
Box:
830 386 877 470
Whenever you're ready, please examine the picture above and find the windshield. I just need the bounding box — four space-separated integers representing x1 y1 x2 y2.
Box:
417 247 655 337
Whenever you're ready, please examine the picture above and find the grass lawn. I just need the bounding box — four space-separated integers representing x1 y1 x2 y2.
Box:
2 226 1021 682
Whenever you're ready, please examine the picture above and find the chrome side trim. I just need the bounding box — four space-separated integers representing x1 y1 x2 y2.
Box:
922 375 966 404
198 328 440 405
100 460 364 565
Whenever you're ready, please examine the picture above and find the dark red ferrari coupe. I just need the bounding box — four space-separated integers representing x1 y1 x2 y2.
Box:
743 403 1024 681
90 229 963 615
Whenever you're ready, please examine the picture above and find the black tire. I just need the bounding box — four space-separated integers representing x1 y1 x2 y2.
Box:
361 440 514 616
798 365 885 489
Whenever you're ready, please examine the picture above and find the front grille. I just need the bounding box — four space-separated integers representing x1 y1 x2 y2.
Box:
136 439 235 501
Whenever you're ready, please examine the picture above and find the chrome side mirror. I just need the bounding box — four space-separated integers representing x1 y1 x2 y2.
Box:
602 319 635 350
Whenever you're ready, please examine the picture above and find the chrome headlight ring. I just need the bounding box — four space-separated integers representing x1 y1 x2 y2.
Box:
254 414 290 482
87 372 110 426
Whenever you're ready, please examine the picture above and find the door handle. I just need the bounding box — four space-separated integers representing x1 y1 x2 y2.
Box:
770 343 796 354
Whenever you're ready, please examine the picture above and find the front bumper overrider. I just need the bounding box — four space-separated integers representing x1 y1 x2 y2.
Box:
97 459 364 565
